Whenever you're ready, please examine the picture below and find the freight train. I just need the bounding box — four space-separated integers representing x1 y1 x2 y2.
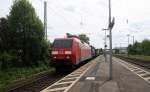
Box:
50 35 100 71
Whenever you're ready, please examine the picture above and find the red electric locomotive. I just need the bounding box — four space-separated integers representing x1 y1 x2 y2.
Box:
51 36 92 71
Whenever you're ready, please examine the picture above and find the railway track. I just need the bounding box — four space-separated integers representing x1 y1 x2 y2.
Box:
115 55 150 69
3 71 67 92
2 57 97 92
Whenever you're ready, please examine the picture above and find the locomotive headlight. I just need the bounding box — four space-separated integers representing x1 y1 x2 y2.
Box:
51 51 58 55
66 56 70 59
65 51 72 54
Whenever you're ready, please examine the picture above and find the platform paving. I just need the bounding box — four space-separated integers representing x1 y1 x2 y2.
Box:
68 55 150 92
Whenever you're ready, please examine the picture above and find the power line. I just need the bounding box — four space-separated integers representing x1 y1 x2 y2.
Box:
47 5 74 27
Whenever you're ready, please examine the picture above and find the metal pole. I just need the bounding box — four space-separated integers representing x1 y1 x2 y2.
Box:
133 36 134 45
127 35 130 46
44 1 47 39
104 29 107 62
108 0 112 80
120 43 121 48
102 28 108 62
127 35 130 57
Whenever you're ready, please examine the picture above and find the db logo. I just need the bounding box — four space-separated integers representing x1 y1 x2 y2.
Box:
59 50 64 54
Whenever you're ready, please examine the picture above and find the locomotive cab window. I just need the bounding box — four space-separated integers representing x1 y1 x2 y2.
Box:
53 39 73 48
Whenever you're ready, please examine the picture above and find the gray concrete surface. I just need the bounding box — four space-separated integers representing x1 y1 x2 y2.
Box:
68 55 150 92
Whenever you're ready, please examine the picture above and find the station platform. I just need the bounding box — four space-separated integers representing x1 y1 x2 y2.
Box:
68 56 150 92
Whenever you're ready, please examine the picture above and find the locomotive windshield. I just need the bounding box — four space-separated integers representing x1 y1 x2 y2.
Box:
53 39 73 48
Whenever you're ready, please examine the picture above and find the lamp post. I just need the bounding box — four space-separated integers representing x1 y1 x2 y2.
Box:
108 0 115 80
102 28 109 62
127 35 130 45
44 1 47 39
127 34 130 57
133 36 135 45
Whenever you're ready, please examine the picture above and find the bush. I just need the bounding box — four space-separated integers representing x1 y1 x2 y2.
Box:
127 39 150 56
0 50 19 70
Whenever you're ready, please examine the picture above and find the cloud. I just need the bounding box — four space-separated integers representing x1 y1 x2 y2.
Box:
2 0 150 48
129 20 150 31
64 5 76 12
96 0 107 7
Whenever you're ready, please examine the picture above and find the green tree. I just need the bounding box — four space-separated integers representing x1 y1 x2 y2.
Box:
0 17 9 51
114 49 119 54
142 39 150 55
8 0 48 66
128 44 134 55
0 17 10 69
134 42 142 55
0 17 18 69
127 40 150 56
78 34 90 44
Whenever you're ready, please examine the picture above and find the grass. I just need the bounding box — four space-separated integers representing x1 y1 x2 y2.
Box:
114 54 150 61
0 64 53 90
129 55 150 61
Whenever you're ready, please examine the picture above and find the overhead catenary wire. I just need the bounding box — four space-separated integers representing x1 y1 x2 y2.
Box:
40 0 87 29
40 0 75 28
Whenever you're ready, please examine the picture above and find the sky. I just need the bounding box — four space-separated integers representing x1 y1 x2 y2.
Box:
0 0 150 49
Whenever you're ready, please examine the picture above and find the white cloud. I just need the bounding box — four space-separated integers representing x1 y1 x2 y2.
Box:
1 0 150 48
